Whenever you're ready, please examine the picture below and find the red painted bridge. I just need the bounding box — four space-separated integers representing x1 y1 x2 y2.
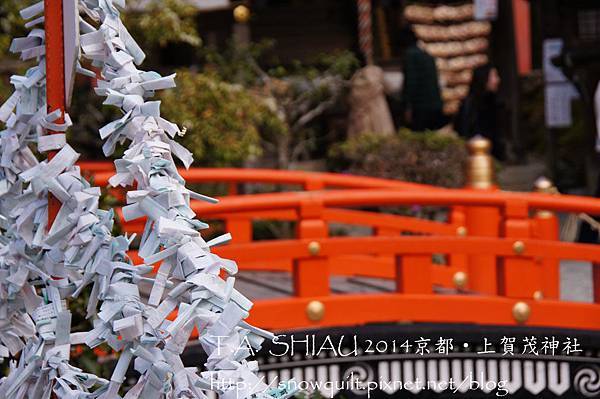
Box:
80 158 600 333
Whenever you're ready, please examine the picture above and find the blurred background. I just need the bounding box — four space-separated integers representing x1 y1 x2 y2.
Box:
3 0 600 195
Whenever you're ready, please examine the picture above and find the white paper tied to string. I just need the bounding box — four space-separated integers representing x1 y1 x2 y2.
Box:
0 0 297 398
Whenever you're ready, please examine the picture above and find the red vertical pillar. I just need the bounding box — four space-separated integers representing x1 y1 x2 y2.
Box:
532 211 560 299
465 137 500 295
466 205 500 294
448 206 468 286
294 197 329 297
531 178 560 300
513 0 532 75
501 199 539 298
395 254 432 294
44 0 66 227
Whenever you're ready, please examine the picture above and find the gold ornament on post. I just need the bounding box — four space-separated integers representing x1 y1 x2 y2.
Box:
512 301 531 323
453 271 468 289
233 4 251 23
306 300 325 321
466 136 494 189
308 241 321 256
513 240 525 255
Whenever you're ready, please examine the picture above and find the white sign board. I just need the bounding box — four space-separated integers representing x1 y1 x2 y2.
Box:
474 0 498 21
543 38 568 83
543 38 579 128
545 83 579 128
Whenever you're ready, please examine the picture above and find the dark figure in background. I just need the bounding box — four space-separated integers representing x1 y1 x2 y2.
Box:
455 63 505 160
400 27 445 131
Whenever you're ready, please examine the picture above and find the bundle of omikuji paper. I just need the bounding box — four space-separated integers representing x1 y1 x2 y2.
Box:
0 1 295 398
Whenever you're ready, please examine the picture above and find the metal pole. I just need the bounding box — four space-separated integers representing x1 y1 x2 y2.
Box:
44 0 66 227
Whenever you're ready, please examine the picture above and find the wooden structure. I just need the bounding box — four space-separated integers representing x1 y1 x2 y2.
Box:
83 148 600 398
81 145 600 332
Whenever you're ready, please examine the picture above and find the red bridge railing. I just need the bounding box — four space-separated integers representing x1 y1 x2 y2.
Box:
79 153 600 332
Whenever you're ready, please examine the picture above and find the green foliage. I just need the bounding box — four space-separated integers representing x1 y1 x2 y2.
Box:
159 70 287 167
267 50 360 81
200 39 359 85
0 0 26 56
200 39 276 87
330 129 468 188
123 0 202 48
0 0 35 98
199 41 359 167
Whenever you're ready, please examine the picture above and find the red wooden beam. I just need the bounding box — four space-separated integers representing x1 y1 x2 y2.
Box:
44 0 66 226
513 0 532 75
248 295 600 331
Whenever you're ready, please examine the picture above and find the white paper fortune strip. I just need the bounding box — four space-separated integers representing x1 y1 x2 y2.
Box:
0 1 296 398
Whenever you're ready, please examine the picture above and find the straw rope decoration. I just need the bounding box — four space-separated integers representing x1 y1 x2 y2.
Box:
0 1 295 398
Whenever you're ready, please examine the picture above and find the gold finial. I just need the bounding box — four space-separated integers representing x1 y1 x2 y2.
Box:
467 135 491 154
534 177 556 219
306 300 325 321
466 136 494 189
233 5 251 23
453 271 468 289
512 301 531 323
513 240 525 255
534 176 554 193
533 290 544 300
456 226 467 236
308 241 321 256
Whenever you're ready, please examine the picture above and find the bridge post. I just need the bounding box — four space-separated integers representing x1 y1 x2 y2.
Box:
225 182 253 244
227 182 239 195
294 197 329 297
449 206 468 290
303 177 325 191
595 265 600 304
226 216 252 244
501 198 539 298
531 177 560 300
464 137 501 295
395 254 432 294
